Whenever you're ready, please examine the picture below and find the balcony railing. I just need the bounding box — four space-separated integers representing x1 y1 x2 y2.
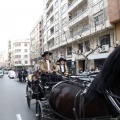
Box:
69 25 90 38
69 8 88 22
48 32 54 38
68 0 78 8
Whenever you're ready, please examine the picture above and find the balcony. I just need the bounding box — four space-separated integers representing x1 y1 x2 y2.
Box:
46 0 52 4
68 0 77 8
46 1 53 13
69 24 90 38
48 33 54 41
69 10 89 27
68 0 85 13
47 10 54 20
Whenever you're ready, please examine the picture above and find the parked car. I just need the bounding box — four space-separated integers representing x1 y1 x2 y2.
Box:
8 70 16 79
0 70 4 78
4 70 8 74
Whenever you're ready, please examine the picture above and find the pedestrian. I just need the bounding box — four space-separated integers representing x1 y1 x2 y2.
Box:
23 68 28 82
91 68 95 72
78 68 83 74
18 68 22 82
95 67 99 72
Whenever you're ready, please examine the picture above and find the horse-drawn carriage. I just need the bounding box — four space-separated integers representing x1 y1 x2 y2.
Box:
26 72 64 109
26 65 120 120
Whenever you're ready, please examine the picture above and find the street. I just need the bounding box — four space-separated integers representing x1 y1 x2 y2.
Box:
0 74 36 120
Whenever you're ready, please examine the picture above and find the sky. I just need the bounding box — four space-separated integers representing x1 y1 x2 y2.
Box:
0 0 43 52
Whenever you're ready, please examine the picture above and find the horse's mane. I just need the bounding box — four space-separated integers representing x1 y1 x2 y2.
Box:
86 46 120 99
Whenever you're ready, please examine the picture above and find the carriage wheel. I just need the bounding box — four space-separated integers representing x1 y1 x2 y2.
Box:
26 84 31 108
36 100 43 120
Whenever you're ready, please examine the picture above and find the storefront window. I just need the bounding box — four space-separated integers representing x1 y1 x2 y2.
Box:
100 34 110 46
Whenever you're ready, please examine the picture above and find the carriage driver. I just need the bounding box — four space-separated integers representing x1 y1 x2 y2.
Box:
56 58 68 76
40 51 57 86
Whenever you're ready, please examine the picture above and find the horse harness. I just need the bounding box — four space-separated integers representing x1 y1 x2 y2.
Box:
49 81 119 120
102 89 120 116
76 86 120 120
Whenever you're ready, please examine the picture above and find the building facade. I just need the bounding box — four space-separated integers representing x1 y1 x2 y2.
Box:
13 39 30 67
42 0 116 74
108 0 120 45
8 40 12 67
30 16 44 67
0 51 7 68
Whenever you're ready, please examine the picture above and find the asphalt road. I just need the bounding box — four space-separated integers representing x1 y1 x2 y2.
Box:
0 74 36 120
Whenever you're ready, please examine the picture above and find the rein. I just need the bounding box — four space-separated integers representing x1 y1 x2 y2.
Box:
101 89 120 115
105 91 120 100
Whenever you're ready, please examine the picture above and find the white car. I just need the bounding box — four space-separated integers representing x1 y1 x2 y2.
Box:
0 70 4 78
8 71 16 79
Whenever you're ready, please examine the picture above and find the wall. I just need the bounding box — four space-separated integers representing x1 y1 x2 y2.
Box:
108 0 120 23
116 22 120 43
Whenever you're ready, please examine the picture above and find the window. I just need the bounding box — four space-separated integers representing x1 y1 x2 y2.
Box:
16 49 21 52
62 17 67 26
78 43 83 53
25 61 28 64
67 46 72 55
93 0 100 4
15 55 21 58
55 0 58 7
55 12 58 20
100 34 110 46
61 4 67 14
25 55 28 58
15 61 21 64
24 43 27 46
62 33 66 41
55 24 59 32
24 49 27 52
19 61 21 64
85 40 90 52
94 11 104 26
55 36 59 44
15 43 21 47
47 27 54 37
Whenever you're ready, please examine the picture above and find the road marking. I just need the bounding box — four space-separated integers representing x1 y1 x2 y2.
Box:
16 114 22 120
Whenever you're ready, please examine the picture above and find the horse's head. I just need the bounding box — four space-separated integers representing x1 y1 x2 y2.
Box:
87 46 120 99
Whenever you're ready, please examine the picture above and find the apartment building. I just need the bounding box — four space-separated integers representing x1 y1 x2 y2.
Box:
108 0 120 45
43 0 68 62
0 51 7 68
30 16 44 66
8 40 12 67
43 0 115 74
13 39 30 67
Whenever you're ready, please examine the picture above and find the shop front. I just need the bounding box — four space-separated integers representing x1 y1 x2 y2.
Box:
66 60 76 75
88 53 110 69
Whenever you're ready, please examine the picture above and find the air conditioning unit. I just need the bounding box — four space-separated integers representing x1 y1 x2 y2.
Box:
101 44 109 52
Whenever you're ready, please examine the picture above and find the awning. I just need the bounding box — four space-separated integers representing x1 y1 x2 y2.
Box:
88 53 110 60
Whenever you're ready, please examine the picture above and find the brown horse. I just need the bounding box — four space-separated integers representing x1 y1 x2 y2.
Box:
49 46 120 119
